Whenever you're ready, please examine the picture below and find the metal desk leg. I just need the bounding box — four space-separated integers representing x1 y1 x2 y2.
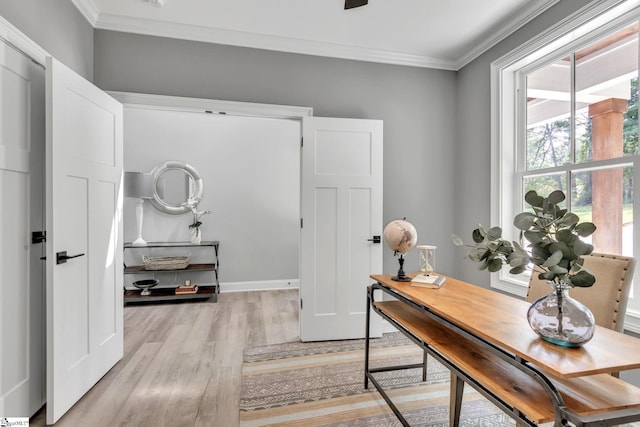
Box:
364 286 372 389
423 350 428 381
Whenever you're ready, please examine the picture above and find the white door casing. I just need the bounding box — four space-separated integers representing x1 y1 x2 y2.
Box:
45 57 124 424
0 39 46 417
300 116 383 341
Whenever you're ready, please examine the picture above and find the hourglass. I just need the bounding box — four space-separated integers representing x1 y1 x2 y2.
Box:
412 245 445 287
416 245 436 279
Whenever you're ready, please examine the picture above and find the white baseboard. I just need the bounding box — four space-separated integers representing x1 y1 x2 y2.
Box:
220 279 300 293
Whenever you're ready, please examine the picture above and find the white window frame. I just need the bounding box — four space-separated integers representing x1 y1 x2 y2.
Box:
491 0 640 332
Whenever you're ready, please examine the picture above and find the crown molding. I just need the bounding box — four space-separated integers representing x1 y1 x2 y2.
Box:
73 0 557 70
69 0 100 26
455 0 560 69
94 12 458 70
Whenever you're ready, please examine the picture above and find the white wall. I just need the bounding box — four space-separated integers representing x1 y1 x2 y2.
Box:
123 107 301 288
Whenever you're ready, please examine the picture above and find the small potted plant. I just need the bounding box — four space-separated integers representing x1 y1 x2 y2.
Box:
452 189 597 347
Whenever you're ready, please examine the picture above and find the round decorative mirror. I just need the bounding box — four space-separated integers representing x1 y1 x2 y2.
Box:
149 161 204 214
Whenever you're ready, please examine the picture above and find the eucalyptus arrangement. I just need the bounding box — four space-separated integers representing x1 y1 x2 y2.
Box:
452 190 598 347
452 190 597 287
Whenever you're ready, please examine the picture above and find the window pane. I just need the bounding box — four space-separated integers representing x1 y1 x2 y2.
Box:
523 174 567 201
570 167 633 256
526 57 571 170
575 23 639 163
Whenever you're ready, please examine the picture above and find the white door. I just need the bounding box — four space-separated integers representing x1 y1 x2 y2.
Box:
300 117 383 341
45 57 124 424
0 40 46 417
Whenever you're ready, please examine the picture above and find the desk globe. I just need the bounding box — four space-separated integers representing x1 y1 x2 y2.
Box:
383 219 418 281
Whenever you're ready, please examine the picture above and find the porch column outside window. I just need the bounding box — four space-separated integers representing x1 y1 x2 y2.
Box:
588 98 627 254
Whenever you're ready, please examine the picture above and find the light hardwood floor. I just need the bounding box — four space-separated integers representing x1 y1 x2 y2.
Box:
31 289 300 427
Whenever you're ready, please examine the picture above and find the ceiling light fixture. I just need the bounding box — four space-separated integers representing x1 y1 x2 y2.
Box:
344 0 368 10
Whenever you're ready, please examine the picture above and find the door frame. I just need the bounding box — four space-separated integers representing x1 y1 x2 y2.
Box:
107 91 313 120
0 15 48 68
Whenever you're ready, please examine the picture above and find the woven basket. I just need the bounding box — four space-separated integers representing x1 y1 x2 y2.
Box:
143 255 190 270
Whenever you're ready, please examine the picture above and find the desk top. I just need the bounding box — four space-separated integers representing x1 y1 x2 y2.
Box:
371 273 640 379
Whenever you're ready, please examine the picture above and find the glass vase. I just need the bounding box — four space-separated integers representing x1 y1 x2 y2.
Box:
526 281 595 348
190 227 201 244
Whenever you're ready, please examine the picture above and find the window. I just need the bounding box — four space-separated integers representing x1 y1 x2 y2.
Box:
523 22 637 254
492 0 640 332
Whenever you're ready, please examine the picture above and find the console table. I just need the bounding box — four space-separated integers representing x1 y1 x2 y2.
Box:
123 241 219 304
365 274 640 426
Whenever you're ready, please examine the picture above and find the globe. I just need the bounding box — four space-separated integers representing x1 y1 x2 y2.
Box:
383 219 418 254
383 219 418 282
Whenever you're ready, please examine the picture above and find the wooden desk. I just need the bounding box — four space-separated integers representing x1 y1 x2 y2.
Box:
365 274 640 426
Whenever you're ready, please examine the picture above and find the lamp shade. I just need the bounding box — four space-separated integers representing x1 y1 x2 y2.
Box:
124 171 154 199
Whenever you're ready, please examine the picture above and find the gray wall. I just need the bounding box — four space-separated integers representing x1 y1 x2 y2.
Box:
0 0 94 80
94 30 459 278
453 0 595 287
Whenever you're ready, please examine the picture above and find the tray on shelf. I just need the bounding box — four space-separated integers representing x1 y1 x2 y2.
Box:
124 263 215 273
142 255 190 270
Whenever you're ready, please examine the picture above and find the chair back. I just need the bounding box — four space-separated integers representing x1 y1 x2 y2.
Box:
526 253 636 332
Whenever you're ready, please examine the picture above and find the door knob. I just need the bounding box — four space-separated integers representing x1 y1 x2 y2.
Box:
56 251 85 265
367 235 381 244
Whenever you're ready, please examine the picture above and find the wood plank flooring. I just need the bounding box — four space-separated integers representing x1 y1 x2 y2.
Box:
31 289 300 427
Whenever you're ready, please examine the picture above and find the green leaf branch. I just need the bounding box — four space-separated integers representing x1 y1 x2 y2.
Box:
189 208 212 229
452 190 597 287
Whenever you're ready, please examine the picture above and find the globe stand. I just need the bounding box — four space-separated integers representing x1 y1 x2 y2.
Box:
392 254 411 282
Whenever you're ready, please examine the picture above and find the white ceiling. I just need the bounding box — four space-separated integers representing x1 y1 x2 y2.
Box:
71 0 560 70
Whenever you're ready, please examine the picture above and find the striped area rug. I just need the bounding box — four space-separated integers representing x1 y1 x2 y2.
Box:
240 332 515 426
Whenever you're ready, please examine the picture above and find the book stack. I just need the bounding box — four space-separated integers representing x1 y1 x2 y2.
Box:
175 280 198 294
411 274 446 289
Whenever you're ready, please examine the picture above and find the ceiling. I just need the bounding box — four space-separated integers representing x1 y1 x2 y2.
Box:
71 0 560 70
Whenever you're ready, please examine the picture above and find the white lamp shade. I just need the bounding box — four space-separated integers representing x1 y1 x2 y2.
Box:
124 172 154 199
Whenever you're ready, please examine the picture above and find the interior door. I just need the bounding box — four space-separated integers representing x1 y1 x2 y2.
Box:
45 57 124 424
0 39 46 417
300 116 383 341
